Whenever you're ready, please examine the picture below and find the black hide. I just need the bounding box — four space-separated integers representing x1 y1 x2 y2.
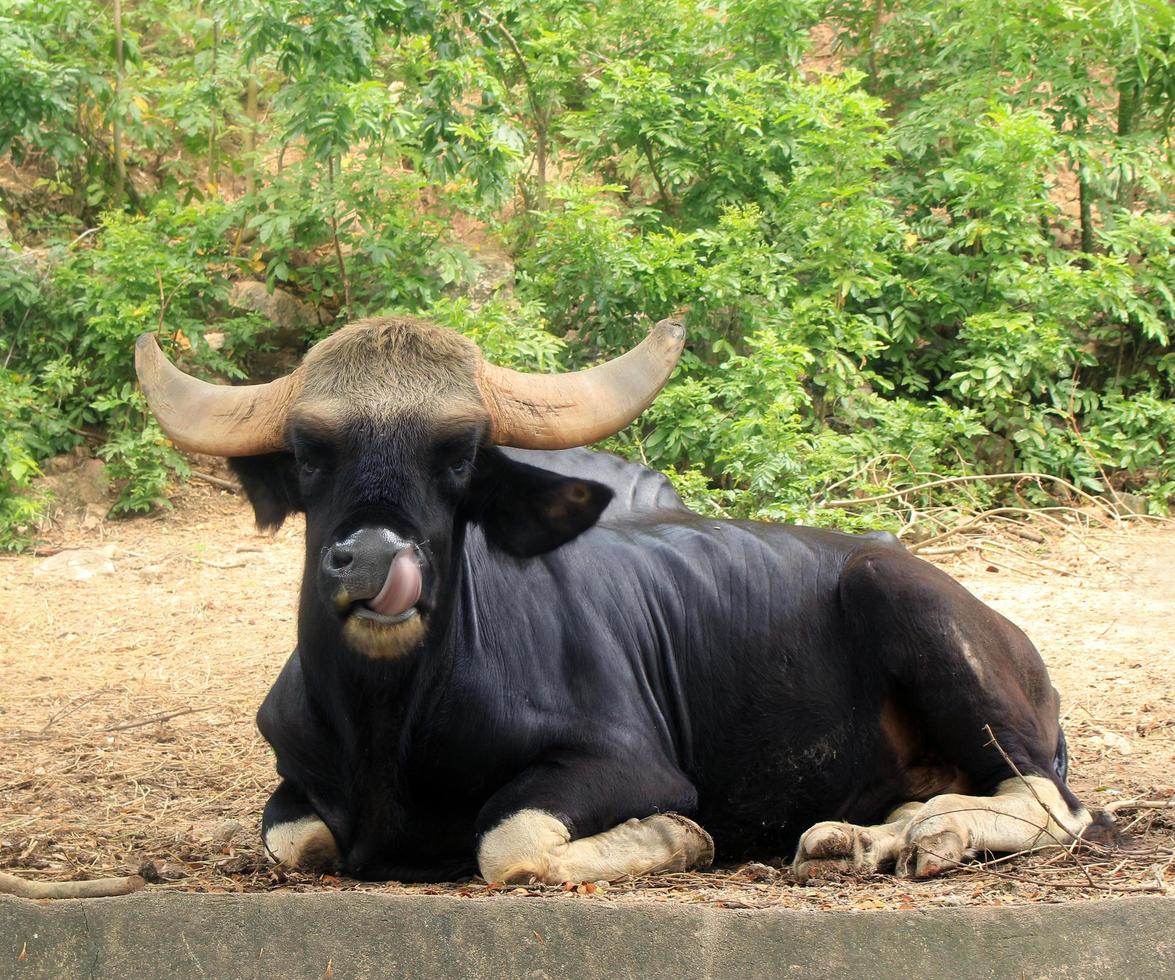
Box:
237 448 1073 882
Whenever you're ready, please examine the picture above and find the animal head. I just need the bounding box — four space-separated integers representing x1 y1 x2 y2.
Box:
136 315 684 658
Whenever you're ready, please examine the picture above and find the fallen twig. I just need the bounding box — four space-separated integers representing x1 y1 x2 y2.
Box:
0 871 145 899
822 471 1117 517
40 687 111 735
945 857 1165 894
1006 523 1046 543
1106 799 1175 814
976 555 1032 577
103 707 205 733
192 557 248 569
192 470 240 493
976 541 1070 577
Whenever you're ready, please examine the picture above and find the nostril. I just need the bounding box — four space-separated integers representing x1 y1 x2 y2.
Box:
325 546 354 573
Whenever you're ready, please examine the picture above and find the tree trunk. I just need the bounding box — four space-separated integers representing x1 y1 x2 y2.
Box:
112 0 126 207
1078 159 1094 254
1115 79 1141 210
208 18 220 191
327 156 353 319
534 113 548 211
244 74 259 196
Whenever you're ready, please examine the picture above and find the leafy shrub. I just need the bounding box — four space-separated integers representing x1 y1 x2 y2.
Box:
0 202 268 530
0 0 1172 546
426 296 567 371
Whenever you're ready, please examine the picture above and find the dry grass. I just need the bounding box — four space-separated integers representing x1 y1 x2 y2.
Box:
1 482 1172 909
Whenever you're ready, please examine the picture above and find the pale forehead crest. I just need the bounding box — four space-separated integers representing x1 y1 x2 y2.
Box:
298 316 483 417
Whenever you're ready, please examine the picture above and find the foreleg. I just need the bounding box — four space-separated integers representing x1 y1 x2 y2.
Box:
261 779 340 872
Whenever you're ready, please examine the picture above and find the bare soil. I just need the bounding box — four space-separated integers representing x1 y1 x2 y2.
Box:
1 483 1172 910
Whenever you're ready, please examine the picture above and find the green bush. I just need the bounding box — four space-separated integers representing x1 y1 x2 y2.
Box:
0 0 1172 546
0 201 269 536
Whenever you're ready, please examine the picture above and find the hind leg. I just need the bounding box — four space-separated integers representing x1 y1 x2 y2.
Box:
822 548 1108 876
896 776 1098 878
795 778 1101 880
844 548 1072 791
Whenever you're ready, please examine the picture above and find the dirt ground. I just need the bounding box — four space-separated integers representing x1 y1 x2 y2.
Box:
1 481 1172 910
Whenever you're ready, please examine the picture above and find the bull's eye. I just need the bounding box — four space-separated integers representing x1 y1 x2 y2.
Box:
434 429 480 490
296 454 331 485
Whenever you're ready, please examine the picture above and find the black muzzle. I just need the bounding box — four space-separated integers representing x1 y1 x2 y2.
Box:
320 528 423 622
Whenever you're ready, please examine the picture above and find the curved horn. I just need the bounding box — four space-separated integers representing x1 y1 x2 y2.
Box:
476 317 685 449
135 333 299 456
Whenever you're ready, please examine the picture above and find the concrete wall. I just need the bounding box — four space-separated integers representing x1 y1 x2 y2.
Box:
4 893 1171 979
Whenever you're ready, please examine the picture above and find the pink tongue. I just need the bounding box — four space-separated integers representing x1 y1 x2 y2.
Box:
368 552 422 618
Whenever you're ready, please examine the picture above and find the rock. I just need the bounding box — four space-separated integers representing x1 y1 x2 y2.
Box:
463 255 514 306
973 434 1016 472
188 819 246 845
33 546 116 581
138 859 188 883
34 455 113 519
446 240 515 308
229 281 329 347
74 459 110 505
1091 729 1133 755
1111 492 1148 516
0 245 58 279
211 819 245 844
80 503 108 530
138 860 166 884
43 454 81 476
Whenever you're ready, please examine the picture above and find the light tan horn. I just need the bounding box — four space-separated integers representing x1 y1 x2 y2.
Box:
476 317 685 449
135 333 300 456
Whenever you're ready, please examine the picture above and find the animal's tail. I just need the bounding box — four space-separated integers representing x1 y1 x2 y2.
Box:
1055 725 1122 845
1053 726 1070 783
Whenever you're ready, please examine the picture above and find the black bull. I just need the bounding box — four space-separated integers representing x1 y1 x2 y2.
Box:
234 446 1110 884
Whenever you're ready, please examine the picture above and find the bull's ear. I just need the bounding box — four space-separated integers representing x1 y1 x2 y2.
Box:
227 452 305 531
468 447 613 558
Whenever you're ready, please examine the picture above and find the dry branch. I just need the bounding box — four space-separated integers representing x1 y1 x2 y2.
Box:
944 857 1165 894
191 470 240 493
822 471 1117 515
1106 799 1175 814
103 707 205 733
0 871 145 899
911 545 968 556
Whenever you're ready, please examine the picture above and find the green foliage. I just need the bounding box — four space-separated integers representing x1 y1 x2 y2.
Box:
0 0 1173 546
1 202 263 530
95 394 191 515
515 185 695 348
426 296 567 370
0 370 61 549
245 159 472 315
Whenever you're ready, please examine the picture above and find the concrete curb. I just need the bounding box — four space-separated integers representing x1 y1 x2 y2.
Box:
4 893 1171 979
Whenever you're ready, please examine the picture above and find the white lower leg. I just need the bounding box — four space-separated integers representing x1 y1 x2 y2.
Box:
263 815 340 871
478 809 714 885
793 801 924 877
898 775 1092 877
